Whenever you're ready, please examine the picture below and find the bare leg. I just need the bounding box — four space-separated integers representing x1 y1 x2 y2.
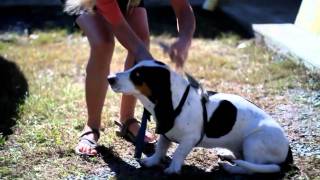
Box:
119 7 155 142
75 12 114 155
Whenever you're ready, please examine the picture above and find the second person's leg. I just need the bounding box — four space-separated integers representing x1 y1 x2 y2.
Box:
119 7 155 142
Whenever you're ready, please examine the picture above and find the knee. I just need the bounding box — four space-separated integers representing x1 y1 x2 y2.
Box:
86 39 114 75
90 37 115 55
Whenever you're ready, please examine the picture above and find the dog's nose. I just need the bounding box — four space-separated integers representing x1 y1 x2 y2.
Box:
107 76 116 85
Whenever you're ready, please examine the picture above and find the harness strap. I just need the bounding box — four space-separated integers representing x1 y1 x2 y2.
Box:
195 96 207 146
134 108 151 159
173 85 191 118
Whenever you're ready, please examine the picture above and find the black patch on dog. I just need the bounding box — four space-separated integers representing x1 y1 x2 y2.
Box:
130 66 175 134
205 100 237 138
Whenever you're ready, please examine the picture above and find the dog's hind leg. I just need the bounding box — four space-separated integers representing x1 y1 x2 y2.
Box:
239 129 288 173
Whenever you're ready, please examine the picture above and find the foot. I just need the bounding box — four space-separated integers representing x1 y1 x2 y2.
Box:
127 120 156 143
75 125 100 156
115 118 156 143
141 153 162 167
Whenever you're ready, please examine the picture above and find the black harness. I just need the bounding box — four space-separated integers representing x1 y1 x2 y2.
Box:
135 83 208 159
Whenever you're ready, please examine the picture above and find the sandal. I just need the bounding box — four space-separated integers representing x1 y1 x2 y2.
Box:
75 129 100 156
114 118 156 145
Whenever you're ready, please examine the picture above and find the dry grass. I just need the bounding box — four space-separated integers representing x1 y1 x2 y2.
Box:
0 30 319 179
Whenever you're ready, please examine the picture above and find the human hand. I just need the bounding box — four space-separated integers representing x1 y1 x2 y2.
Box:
168 38 191 69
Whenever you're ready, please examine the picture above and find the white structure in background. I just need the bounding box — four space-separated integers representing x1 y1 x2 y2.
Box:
203 0 320 69
253 0 320 69
295 0 320 35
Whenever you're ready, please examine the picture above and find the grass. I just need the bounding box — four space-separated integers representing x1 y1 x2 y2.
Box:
0 30 319 179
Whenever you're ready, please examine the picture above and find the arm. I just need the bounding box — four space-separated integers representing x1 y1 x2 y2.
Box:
96 0 153 61
169 0 196 68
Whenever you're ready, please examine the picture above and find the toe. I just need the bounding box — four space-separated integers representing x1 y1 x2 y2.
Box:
89 148 97 155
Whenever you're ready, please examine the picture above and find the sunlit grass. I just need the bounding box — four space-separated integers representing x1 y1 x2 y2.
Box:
0 30 319 179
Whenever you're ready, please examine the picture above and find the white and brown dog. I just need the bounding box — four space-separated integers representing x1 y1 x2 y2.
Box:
107 60 293 175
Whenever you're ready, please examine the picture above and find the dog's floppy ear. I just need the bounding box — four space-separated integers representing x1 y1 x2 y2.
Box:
143 67 175 134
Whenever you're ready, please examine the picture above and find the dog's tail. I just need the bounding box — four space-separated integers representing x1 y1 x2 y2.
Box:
64 0 96 15
233 160 281 173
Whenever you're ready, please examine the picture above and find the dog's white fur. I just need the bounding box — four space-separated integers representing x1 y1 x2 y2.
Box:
108 60 290 174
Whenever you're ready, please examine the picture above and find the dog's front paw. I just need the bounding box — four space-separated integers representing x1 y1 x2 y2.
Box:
141 155 161 167
164 163 181 174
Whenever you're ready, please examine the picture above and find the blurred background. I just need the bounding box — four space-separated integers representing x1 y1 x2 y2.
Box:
0 0 302 37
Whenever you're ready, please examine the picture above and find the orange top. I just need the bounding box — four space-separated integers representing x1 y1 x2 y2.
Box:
96 0 123 25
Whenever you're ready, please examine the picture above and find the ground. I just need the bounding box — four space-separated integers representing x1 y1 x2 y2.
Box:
0 27 319 179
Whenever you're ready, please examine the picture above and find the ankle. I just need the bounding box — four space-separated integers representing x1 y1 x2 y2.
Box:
86 121 101 130
119 116 135 124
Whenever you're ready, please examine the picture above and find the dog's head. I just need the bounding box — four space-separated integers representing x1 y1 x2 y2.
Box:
108 60 186 134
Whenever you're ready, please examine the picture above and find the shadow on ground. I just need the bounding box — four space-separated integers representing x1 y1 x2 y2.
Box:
96 145 292 180
0 55 28 137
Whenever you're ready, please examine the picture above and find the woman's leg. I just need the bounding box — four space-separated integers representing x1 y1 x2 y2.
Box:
119 7 155 142
76 12 115 155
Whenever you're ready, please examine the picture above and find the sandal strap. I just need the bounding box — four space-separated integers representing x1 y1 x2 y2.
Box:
79 128 100 139
78 137 98 148
115 118 140 136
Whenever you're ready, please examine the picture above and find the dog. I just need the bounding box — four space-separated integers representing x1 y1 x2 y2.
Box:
107 60 293 175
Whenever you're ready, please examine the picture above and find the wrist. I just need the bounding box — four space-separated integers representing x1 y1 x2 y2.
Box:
135 46 153 61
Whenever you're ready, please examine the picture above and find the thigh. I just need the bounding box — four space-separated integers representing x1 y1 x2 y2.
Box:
242 130 287 164
76 12 115 47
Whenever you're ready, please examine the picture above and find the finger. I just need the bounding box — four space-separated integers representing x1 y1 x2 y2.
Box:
169 49 178 62
157 41 170 54
174 55 184 68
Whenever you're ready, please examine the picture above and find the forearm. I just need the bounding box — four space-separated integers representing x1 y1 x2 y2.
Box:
96 0 153 61
174 3 195 43
112 21 153 61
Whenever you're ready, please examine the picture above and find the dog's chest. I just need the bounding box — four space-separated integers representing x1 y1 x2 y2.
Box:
163 105 203 143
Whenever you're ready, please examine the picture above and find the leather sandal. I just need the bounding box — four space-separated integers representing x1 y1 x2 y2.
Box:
114 118 156 145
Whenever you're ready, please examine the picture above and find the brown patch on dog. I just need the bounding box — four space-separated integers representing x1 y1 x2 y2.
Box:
136 82 152 97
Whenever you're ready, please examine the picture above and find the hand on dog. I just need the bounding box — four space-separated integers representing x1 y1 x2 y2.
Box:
168 38 190 69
